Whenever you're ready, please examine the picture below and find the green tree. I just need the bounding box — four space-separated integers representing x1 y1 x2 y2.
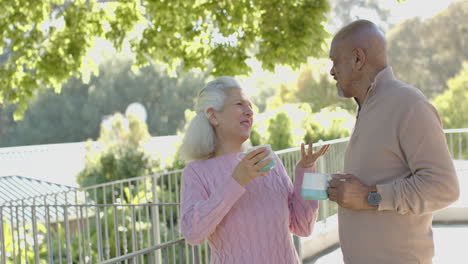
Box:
1 219 48 263
0 77 101 147
303 107 353 142
432 62 468 130
76 113 157 194
387 1 468 98
295 63 356 113
265 60 356 115
0 0 330 117
251 103 354 148
268 112 294 150
0 104 14 140
0 58 206 147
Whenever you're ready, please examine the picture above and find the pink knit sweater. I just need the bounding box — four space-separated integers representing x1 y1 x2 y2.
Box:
180 152 319 264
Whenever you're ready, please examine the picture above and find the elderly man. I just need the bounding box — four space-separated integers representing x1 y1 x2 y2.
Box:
327 20 460 264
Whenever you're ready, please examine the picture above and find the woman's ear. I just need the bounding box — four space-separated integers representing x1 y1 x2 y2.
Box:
206 108 219 126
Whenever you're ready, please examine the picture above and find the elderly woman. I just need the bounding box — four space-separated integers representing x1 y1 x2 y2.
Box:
179 76 329 264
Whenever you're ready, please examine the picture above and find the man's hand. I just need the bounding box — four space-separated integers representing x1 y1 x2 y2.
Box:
327 174 376 210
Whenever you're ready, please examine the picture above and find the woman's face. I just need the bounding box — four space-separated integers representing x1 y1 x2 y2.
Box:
211 87 253 143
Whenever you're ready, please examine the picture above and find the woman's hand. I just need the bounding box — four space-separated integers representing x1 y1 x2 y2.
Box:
297 139 330 168
232 147 272 186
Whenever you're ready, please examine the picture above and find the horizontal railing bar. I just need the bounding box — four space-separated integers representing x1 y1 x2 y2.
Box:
6 130 468 206
0 203 179 208
98 238 185 264
1 130 467 264
274 137 350 155
79 170 183 191
444 128 468 134
1 171 185 206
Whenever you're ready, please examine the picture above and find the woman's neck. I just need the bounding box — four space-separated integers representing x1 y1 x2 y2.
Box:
214 139 244 157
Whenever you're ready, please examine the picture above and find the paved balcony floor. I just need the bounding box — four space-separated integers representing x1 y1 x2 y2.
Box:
309 224 468 264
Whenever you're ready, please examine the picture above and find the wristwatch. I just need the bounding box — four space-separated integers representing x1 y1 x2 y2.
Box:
367 186 381 207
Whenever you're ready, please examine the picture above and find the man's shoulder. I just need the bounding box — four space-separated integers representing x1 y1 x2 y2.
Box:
383 79 428 105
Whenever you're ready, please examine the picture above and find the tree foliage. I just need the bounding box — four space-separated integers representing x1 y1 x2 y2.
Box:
386 1 468 98
1 0 330 117
296 67 355 112
76 113 157 190
251 103 354 150
265 60 356 114
432 62 468 130
0 59 206 147
267 112 294 151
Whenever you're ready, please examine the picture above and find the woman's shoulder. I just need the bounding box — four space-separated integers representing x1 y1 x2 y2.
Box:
184 153 238 174
183 159 208 175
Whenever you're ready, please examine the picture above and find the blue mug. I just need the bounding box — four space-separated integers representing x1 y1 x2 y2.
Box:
237 144 276 172
301 173 330 200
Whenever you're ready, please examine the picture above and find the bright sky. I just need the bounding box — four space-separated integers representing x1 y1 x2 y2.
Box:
382 0 464 24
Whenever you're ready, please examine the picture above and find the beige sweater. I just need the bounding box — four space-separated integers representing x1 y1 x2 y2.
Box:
339 67 460 264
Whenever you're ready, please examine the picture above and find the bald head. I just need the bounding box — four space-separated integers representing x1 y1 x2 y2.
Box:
331 20 387 69
329 20 388 102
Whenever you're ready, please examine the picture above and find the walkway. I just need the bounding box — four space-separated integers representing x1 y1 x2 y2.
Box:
309 225 468 264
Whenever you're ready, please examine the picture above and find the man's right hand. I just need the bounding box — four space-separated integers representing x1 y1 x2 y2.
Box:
327 174 375 210
232 147 272 186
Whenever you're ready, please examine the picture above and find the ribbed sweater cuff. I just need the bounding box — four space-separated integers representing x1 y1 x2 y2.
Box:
294 164 316 193
217 175 246 207
377 182 394 211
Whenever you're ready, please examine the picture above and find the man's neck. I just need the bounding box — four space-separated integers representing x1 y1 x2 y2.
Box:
354 84 372 107
354 66 386 106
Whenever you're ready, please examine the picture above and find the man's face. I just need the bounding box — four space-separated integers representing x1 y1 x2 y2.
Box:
329 39 354 98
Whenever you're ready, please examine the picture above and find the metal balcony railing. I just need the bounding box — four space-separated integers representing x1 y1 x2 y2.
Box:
1 129 467 263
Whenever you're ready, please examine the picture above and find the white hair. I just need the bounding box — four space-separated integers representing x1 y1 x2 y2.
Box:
179 76 242 162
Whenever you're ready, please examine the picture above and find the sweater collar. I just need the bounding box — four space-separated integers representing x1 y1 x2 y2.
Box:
359 66 395 107
368 66 395 98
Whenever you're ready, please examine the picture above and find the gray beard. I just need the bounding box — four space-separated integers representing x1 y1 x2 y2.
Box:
337 86 345 98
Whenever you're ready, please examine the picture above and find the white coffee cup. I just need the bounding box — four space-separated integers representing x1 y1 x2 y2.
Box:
301 173 331 200
237 144 276 172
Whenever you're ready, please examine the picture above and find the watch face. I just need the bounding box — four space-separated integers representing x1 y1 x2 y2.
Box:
368 192 381 207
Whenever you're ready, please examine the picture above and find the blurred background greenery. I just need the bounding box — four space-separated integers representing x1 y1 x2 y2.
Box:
0 0 466 185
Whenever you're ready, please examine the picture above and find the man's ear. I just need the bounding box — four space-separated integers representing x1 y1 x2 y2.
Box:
206 108 219 126
352 48 366 71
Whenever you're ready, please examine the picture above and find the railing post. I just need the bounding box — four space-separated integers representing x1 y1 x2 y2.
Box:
64 206 72 264
0 207 6 264
10 207 17 264
458 132 462 159
45 204 53 263
152 176 162 264
31 206 40 264
96 206 104 262
4 132 465 263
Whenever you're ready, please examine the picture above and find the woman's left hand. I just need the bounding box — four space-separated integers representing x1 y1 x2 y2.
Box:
298 139 330 168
